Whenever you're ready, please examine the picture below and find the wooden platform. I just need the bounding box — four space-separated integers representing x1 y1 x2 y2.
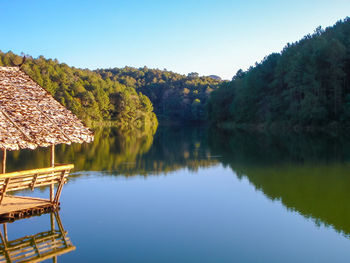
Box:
0 196 56 222
0 164 74 222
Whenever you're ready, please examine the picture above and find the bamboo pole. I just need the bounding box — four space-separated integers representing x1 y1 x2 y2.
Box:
0 164 73 179
0 149 7 206
2 149 6 174
50 145 55 202
50 145 55 168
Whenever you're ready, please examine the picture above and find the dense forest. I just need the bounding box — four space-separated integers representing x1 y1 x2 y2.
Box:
207 17 350 131
97 68 222 122
0 51 222 130
2 18 350 131
0 51 158 130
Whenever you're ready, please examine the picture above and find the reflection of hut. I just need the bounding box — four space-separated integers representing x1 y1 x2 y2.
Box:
0 212 75 262
0 66 93 220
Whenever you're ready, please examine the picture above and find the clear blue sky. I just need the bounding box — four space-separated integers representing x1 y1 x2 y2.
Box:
1 0 349 79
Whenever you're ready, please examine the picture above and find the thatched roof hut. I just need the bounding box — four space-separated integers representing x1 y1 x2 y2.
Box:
0 66 93 216
0 66 93 151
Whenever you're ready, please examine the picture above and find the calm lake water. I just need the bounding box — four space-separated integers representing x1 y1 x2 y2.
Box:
3 126 350 262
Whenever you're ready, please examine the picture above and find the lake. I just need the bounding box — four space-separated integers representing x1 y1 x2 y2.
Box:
2 126 350 262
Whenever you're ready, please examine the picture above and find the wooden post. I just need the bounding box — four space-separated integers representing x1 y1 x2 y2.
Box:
50 145 55 167
0 178 10 205
0 149 7 205
2 149 6 174
50 145 55 202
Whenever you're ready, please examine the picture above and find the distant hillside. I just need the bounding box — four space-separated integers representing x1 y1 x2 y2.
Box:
208 75 222 81
0 51 222 128
97 68 222 122
207 17 350 131
0 51 159 130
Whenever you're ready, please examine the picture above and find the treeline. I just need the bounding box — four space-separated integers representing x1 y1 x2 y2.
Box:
207 17 350 130
97 68 222 122
0 51 157 130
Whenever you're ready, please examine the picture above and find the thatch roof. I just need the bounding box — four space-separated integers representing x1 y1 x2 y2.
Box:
0 66 94 150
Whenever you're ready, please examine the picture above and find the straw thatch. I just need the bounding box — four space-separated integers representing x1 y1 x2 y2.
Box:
0 66 94 150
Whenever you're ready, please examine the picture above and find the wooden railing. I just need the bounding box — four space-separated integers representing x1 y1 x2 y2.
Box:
0 164 74 205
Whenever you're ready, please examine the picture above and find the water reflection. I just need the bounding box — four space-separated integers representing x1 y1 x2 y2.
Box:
6 126 218 176
4 126 350 241
0 212 74 262
208 130 350 237
5 128 155 173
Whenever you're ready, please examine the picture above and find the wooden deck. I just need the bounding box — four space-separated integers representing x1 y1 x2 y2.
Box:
0 165 74 221
0 196 55 222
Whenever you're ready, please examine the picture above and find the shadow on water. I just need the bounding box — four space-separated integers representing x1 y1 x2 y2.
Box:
5 125 350 239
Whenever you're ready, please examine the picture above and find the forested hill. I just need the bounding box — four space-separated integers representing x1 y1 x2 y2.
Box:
0 51 159 130
0 51 222 128
96 68 222 122
207 17 350 131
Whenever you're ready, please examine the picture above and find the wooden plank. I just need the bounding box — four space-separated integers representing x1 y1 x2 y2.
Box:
53 171 66 204
6 175 65 189
0 179 10 205
4 173 65 188
31 174 38 191
0 196 52 215
0 165 74 180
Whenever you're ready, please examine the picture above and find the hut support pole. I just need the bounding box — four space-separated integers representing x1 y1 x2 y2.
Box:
2 149 6 174
50 145 55 202
0 150 7 205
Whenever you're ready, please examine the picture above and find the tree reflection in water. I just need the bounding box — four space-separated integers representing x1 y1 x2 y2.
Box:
5 126 350 239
